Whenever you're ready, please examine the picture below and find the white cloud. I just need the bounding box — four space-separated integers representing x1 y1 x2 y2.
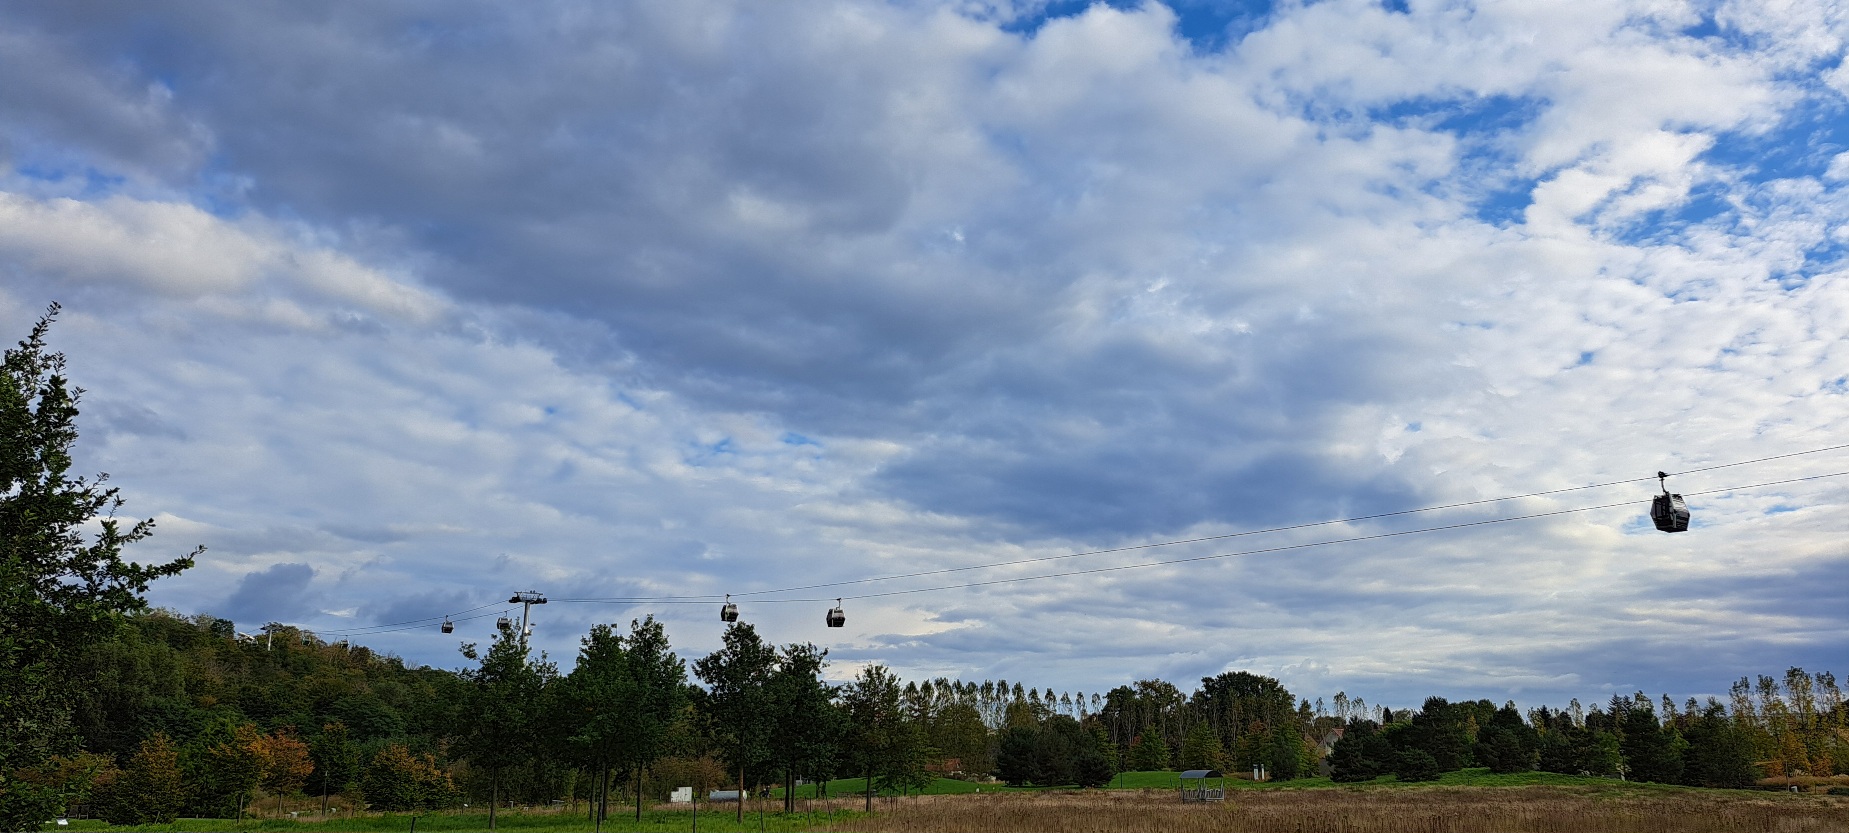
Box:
0 190 446 322
0 0 1845 708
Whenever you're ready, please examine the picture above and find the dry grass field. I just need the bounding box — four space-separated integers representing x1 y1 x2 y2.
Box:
821 786 1849 833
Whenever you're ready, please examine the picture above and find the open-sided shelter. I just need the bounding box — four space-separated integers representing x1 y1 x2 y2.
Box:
1179 769 1226 802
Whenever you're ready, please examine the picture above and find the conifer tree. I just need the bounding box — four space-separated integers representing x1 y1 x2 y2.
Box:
0 305 199 830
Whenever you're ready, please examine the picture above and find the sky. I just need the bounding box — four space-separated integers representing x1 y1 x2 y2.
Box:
2 0 1847 712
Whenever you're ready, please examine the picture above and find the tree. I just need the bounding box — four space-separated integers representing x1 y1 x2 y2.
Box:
255 728 314 816
693 622 776 822
764 643 836 813
1474 704 1537 774
1399 697 1473 773
454 628 553 830
927 702 991 775
619 617 687 820
840 665 929 807
96 732 185 824
208 724 263 823
1126 732 1170 771
361 743 452 811
0 305 200 831
1178 721 1227 771
995 724 1038 786
1193 672 1298 756
309 722 361 813
559 616 689 827
1393 748 1441 782
1475 727 1537 774
558 623 636 829
1328 721 1390 783
1042 715 1111 787
1679 701 1758 788
1618 697 1684 784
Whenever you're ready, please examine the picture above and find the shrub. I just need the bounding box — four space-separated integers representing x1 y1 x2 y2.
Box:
1393 749 1442 782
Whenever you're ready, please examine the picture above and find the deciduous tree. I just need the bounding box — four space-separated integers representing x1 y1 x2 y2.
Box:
693 622 776 822
455 628 554 830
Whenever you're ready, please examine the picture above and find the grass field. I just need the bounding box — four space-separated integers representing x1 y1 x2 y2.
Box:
42 771 1849 832
830 785 1849 833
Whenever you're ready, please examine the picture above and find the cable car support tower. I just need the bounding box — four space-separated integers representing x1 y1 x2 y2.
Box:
508 590 547 648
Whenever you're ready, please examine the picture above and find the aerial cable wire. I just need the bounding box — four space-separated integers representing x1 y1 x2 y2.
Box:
831 469 1849 601
550 468 1849 607
307 607 516 637
289 602 506 636
272 446 1849 629
551 443 1849 604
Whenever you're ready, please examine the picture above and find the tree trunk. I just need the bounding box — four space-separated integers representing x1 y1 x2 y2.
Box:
865 772 873 813
634 759 644 821
784 769 793 814
737 764 745 823
593 763 604 833
490 775 499 831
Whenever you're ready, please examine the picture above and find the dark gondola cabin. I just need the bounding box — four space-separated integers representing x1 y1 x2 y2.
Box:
826 600 845 628
441 619 454 634
720 595 739 623
1651 471 1689 533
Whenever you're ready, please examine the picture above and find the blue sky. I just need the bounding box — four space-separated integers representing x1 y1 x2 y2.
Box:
3 0 1847 711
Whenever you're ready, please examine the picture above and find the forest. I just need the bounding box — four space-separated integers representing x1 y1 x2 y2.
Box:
10 608 1848 827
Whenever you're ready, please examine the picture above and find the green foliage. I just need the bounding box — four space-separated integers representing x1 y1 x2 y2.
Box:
308 722 360 798
360 743 452 811
1677 702 1758 788
1475 705 1538 774
1399 697 1474 774
1193 672 1299 762
96 732 186 825
1617 697 1685 784
1328 721 1391 783
0 306 198 832
1393 748 1442 782
989 716 1109 788
926 702 991 776
763 642 839 809
693 623 778 789
1126 733 1170 772
840 665 931 796
558 616 689 820
1263 720 1308 780
1177 722 1226 771
454 629 554 827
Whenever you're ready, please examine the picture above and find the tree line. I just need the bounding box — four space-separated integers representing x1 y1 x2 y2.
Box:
13 606 1848 829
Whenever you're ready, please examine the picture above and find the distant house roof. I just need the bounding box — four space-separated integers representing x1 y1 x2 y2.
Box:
1179 769 1223 779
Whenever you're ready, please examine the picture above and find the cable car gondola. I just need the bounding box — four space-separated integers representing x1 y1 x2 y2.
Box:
496 615 513 631
826 599 845 628
720 594 739 623
441 618 454 634
1651 471 1689 533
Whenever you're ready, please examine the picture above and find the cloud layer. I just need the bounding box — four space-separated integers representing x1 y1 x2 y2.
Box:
2 0 1846 709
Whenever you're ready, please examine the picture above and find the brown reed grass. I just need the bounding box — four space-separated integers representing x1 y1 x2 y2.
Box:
819 786 1849 833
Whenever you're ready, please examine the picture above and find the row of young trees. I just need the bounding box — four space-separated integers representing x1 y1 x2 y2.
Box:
1326 672 1849 788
